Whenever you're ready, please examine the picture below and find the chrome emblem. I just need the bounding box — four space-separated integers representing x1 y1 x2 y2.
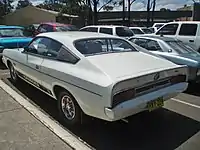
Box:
154 73 160 81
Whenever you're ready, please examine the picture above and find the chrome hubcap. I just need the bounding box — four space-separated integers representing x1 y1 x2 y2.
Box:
61 95 75 120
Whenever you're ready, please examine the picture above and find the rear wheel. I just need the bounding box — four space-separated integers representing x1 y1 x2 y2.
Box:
9 63 18 83
57 90 82 126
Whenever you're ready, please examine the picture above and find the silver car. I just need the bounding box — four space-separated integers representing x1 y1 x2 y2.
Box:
129 35 200 82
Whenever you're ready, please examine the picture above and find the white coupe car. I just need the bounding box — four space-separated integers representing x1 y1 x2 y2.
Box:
2 32 188 125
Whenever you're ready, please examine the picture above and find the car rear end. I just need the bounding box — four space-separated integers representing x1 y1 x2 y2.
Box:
104 66 188 121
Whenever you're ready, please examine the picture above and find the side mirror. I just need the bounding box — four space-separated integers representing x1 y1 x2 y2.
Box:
24 46 29 52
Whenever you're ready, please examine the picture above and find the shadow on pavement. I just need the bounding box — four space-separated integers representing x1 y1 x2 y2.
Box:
0 61 7 70
3 77 200 150
185 83 200 97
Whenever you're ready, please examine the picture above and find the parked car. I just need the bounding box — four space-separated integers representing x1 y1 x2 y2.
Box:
2 32 188 125
0 26 32 56
154 21 200 52
34 22 78 36
129 27 145 35
24 24 40 37
80 25 134 38
129 35 200 82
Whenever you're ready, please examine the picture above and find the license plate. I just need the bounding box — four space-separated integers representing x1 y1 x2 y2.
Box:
147 97 164 112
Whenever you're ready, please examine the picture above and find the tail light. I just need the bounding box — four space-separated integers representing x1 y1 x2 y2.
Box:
170 75 186 84
112 88 135 107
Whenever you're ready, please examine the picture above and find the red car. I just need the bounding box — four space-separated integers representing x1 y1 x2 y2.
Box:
34 22 78 35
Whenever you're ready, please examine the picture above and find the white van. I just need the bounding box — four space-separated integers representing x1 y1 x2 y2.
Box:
154 21 200 51
79 25 134 38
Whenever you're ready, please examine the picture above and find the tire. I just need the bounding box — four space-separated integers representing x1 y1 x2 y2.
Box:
198 48 200 53
9 63 18 84
57 90 82 126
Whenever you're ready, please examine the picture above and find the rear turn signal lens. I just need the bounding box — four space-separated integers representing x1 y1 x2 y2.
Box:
112 88 135 107
170 75 186 84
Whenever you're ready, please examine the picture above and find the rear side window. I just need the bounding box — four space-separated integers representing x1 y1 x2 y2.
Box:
116 27 134 37
156 24 178 35
179 24 197 36
45 25 54 32
99 28 113 35
87 27 98 32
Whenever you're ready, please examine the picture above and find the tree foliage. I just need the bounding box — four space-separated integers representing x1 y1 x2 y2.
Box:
16 0 32 9
0 0 13 17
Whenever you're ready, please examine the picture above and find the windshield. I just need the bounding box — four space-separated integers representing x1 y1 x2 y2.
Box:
167 41 198 54
131 29 144 34
74 38 137 55
116 27 134 37
0 28 25 37
55 25 78 31
155 24 164 29
141 28 153 34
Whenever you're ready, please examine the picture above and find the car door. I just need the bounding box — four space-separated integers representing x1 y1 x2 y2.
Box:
177 23 198 48
22 37 50 87
39 38 79 94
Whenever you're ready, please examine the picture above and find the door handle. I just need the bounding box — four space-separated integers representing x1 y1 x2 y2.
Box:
35 65 39 69
189 40 194 42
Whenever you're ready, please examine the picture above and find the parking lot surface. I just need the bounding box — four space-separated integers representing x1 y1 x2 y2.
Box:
0 63 200 150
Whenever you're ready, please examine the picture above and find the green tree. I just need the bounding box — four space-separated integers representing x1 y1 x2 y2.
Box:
0 0 13 17
16 0 32 9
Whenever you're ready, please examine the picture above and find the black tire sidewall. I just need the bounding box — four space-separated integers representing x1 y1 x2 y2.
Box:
9 63 18 83
58 91 82 126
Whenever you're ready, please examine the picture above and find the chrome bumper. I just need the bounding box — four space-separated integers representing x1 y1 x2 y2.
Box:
104 82 188 121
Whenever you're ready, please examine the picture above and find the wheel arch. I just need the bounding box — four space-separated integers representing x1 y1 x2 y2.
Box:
52 84 85 112
7 59 12 68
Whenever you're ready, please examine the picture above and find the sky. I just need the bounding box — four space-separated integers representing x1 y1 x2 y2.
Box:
10 0 196 11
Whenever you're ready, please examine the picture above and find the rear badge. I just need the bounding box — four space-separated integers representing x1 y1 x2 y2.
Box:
154 73 160 81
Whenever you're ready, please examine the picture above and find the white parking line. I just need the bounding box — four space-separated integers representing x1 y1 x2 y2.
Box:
171 98 200 109
0 80 92 150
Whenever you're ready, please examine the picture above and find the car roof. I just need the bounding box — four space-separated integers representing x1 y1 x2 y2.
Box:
0 26 24 29
167 21 200 24
131 35 178 42
40 22 72 26
129 27 141 29
38 31 123 44
81 25 128 28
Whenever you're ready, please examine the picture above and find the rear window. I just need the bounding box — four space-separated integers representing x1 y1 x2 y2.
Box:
74 38 137 55
131 29 144 34
55 25 78 31
141 28 153 34
116 27 134 37
99 28 113 35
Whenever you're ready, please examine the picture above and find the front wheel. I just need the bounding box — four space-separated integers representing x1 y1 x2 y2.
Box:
9 63 18 84
58 91 82 126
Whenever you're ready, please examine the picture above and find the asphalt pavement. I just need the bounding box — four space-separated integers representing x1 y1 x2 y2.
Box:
0 62 200 150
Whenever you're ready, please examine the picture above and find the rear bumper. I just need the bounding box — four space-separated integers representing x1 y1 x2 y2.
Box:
104 82 188 121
